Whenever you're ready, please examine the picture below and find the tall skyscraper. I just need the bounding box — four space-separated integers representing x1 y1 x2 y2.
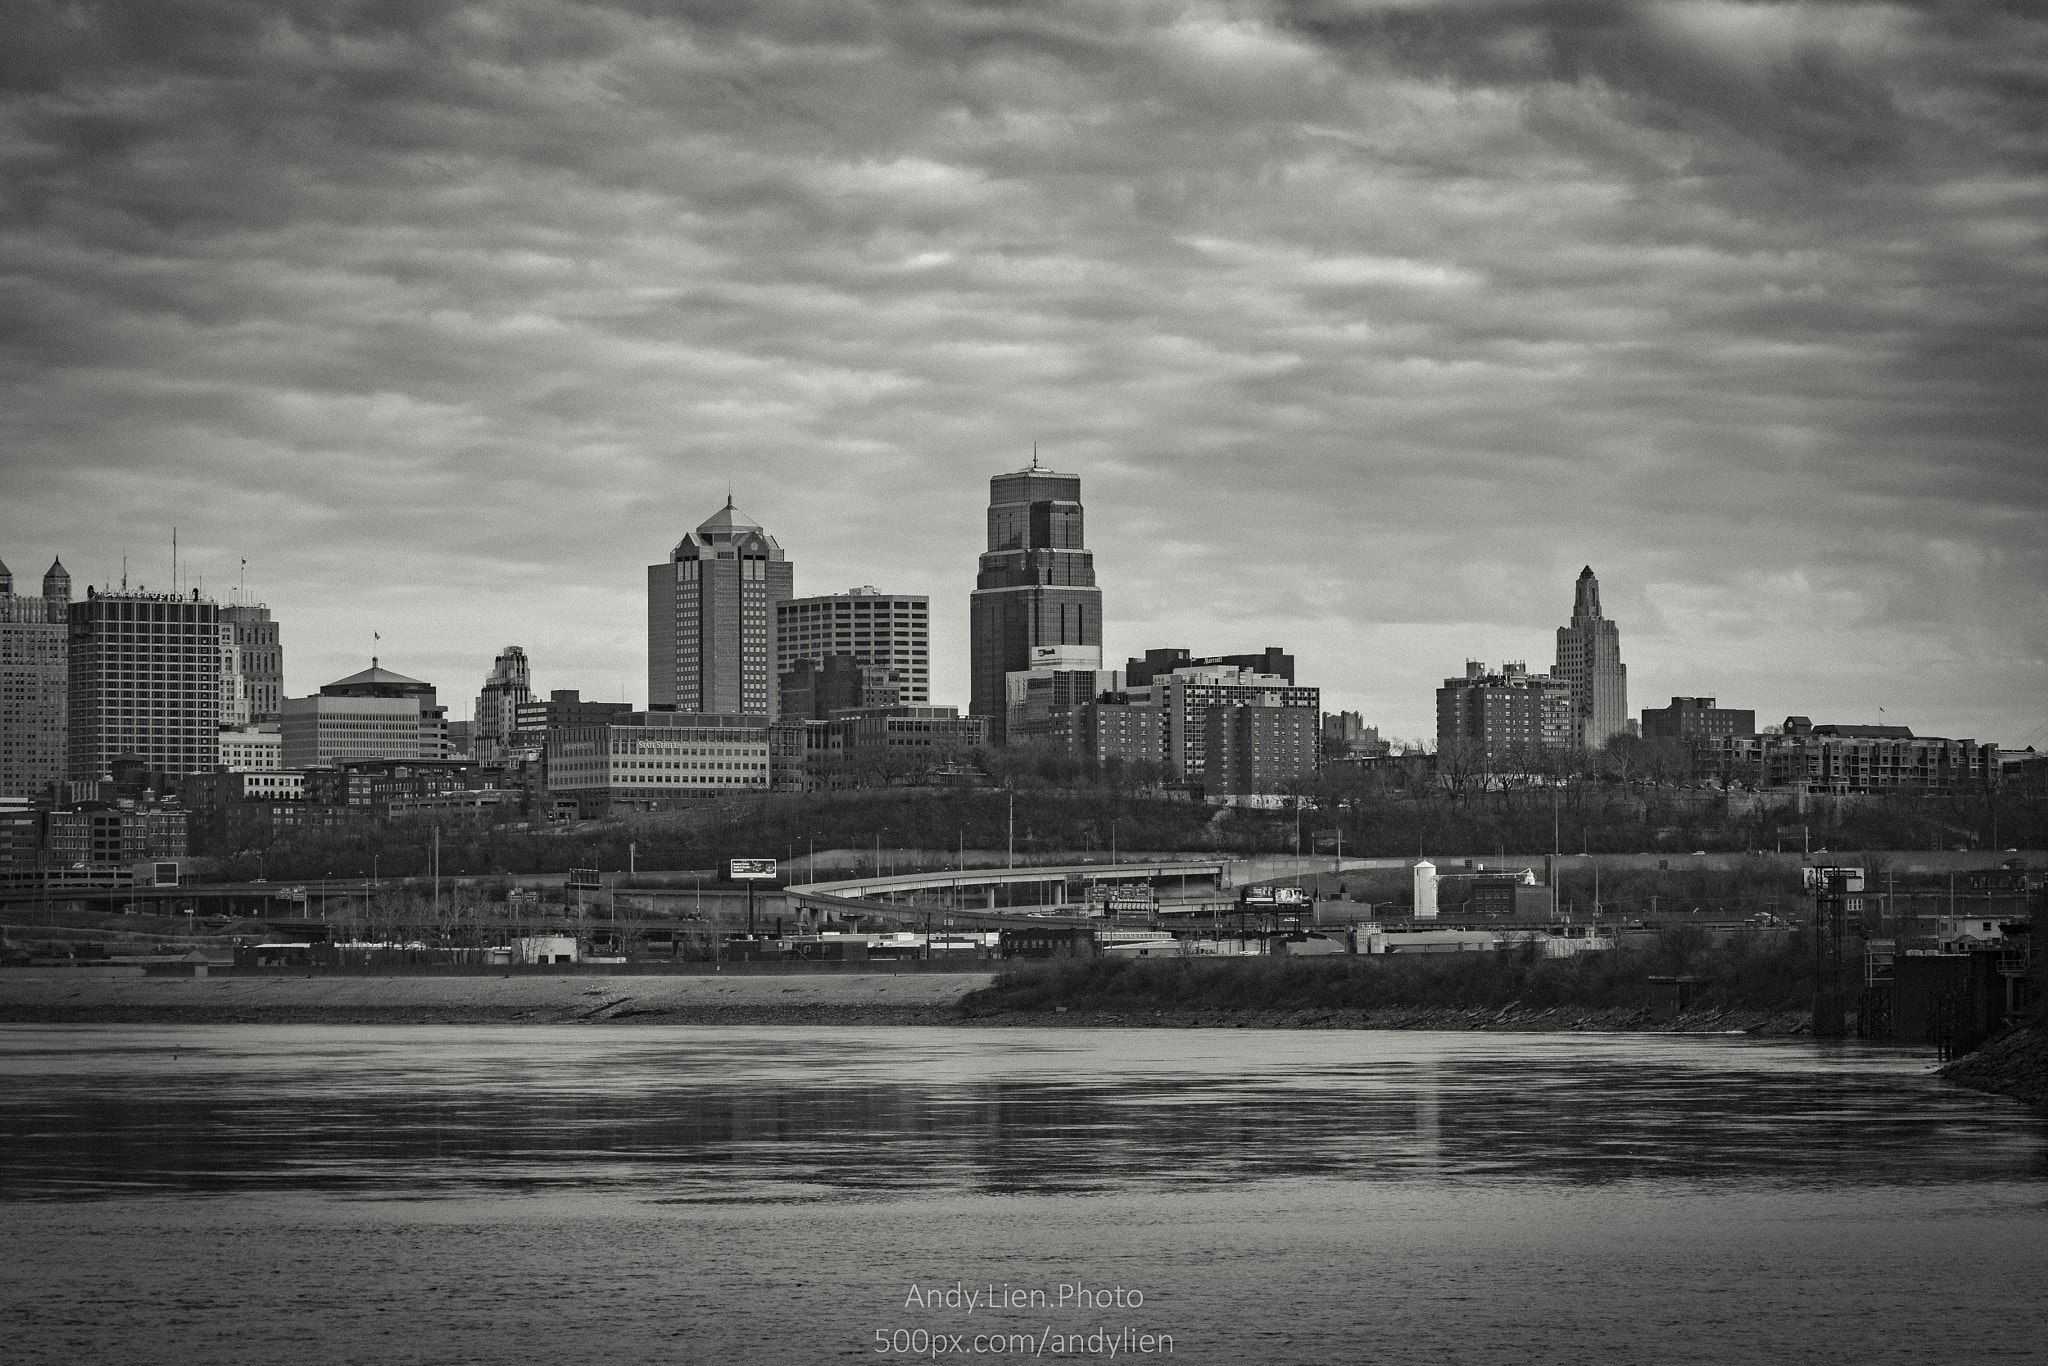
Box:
0 555 70 798
970 462 1102 745
648 499 794 716
474 644 532 763
776 587 929 705
68 587 223 781
1552 566 1628 749
221 603 284 722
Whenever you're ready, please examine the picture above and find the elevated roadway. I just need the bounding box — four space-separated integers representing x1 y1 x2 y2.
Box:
783 859 1233 930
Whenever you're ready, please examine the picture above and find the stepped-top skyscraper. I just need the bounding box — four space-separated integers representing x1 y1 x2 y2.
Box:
0 555 71 798
970 461 1102 746
1552 566 1627 749
648 499 793 716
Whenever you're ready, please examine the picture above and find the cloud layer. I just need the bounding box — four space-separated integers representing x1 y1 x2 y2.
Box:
3 0 2043 745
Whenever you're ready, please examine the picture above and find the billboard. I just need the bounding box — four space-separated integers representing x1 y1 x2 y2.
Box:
1802 866 1865 893
728 858 778 881
567 867 603 890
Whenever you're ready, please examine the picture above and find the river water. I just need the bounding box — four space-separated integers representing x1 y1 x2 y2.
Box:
1 1025 2043 1365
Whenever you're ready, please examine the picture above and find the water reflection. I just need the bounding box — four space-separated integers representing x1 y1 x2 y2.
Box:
1 1025 2041 1202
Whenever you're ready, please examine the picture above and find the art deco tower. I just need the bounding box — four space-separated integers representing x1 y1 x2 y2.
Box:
970 462 1102 745
1552 566 1627 749
648 499 794 716
473 644 532 763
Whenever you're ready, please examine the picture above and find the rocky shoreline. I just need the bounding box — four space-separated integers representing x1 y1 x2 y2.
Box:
1940 1026 2048 1106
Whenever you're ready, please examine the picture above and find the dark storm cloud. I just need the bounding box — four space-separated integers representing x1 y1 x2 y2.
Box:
0 0 2042 744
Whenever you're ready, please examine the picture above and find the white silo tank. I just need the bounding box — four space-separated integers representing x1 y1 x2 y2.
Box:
1413 859 1439 921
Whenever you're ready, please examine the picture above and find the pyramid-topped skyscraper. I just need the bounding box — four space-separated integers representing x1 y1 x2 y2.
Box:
648 497 794 716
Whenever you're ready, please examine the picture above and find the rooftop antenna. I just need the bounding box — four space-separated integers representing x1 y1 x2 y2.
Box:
1030 442 1040 470
372 630 380 670
121 553 128 591
171 527 178 593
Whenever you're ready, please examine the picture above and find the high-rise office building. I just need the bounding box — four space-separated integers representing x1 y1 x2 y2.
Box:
775 587 929 705
1552 566 1627 749
221 603 283 722
68 587 223 781
648 499 794 716
0 556 70 798
970 462 1102 745
474 645 532 764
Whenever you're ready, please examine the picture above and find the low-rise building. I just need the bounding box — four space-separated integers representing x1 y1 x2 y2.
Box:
1202 701 1317 797
547 712 773 816
1320 711 1387 760
42 803 188 867
218 724 281 772
1641 696 1755 741
769 706 986 792
281 662 450 768
1081 699 1171 771
1695 719 1998 793
513 690 633 749
778 653 898 721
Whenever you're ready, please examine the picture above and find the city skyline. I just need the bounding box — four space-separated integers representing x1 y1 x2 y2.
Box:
1 489 2035 752
2 4 2043 750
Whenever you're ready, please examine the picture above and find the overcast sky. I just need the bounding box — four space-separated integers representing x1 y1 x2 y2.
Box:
3 0 2043 748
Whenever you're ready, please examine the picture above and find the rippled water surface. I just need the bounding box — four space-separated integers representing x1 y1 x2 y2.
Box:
2 1025 2043 1364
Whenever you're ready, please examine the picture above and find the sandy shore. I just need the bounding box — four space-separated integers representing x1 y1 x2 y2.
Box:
0 971 996 1026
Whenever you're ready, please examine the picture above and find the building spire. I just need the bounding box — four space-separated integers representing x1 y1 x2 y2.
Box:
1573 565 1601 621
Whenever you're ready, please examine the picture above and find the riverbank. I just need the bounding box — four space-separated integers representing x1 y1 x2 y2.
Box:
0 971 1817 1033
0 971 997 1026
958 1001 1818 1032
1941 1026 2048 1106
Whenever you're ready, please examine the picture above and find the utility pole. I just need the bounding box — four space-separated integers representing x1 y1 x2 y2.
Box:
1007 790 1015 870
432 826 441 924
